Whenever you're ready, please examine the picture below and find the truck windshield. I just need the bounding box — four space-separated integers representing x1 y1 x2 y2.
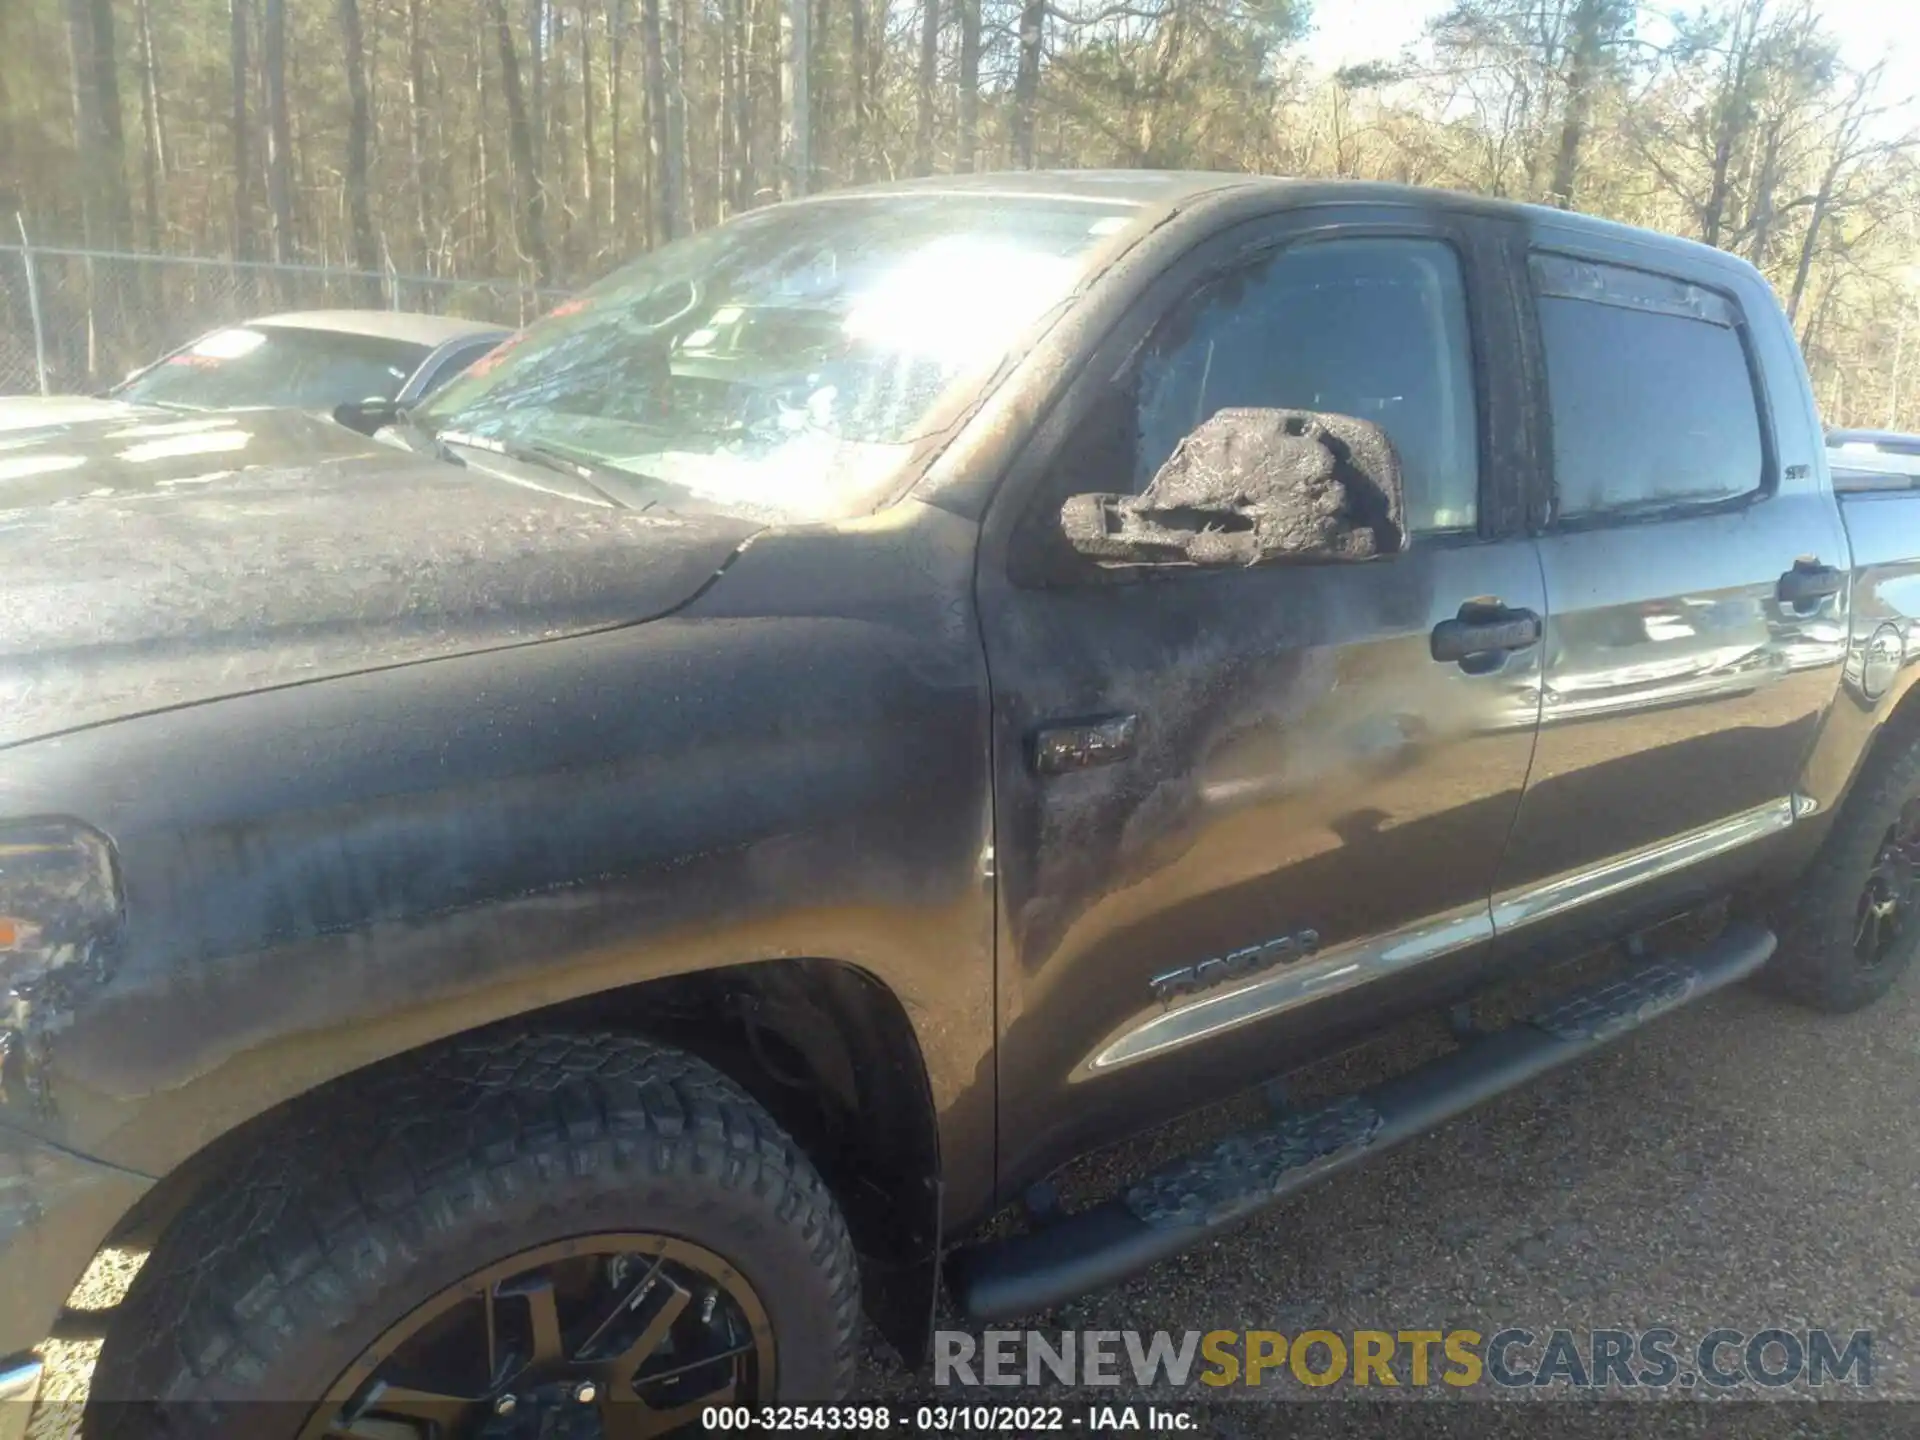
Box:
414 193 1137 522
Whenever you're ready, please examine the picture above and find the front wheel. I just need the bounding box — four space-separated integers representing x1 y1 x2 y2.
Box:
1766 737 1920 1013
87 1034 860 1439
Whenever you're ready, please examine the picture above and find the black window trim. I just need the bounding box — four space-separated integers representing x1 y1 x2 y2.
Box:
1525 245 1781 533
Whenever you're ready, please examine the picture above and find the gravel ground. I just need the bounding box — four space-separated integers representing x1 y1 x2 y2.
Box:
28 958 1920 1436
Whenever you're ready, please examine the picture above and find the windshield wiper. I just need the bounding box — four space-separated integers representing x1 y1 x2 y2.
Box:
433 428 634 509
376 404 461 464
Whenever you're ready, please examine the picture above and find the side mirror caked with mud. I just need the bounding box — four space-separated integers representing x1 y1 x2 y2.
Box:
1060 407 1408 568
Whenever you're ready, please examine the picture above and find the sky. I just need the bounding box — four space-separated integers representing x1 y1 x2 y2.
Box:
1301 0 1920 77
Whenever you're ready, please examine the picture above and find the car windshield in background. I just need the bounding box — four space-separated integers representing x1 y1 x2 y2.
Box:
117 327 431 410
414 193 1139 522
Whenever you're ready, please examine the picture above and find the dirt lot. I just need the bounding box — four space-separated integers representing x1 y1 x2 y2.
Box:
28 961 1920 1435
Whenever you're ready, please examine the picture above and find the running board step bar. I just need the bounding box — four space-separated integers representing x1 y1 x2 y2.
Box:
946 924 1776 1322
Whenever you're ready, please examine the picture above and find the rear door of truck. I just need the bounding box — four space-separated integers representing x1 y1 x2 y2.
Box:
1490 222 1850 957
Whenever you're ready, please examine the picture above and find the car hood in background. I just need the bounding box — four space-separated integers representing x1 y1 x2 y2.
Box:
0 407 762 748
0 394 149 434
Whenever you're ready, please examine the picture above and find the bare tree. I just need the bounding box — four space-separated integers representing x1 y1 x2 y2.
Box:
1787 63 1901 326
488 0 554 278
63 0 128 244
1546 0 1628 208
229 0 253 259
722 0 743 205
915 0 939 174
639 0 678 240
87 0 130 240
608 0 626 221
337 0 380 279
782 0 810 194
407 0 434 264
813 0 836 184
580 3 600 232
263 0 296 263
848 0 869 179
668 0 690 220
134 0 169 250
1012 0 1043 168
529 0 548 174
957 0 980 171
1700 0 1768 245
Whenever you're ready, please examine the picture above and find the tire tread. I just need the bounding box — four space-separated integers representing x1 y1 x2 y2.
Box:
1767 737 1920 1012
88 1033 859 1437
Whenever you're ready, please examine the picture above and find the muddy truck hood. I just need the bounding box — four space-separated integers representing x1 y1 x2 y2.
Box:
0 407 762 747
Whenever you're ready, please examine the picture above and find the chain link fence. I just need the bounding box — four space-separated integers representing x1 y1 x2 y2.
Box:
0 240 569 395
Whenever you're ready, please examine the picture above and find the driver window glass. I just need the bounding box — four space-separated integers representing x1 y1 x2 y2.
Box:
1133 237 1480 534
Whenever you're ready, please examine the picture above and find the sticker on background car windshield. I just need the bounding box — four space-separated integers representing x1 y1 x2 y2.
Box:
462 332 528 378
189 329 268 360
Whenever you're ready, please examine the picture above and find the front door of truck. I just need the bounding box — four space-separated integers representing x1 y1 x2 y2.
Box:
977 204 1548 1191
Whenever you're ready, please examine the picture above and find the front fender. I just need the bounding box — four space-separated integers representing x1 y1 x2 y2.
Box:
0 502 998 1287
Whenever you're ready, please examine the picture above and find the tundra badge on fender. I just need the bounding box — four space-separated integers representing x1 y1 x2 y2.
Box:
1150 928 1322 1004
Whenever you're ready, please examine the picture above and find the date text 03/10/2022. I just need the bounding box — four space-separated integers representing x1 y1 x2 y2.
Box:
698 1405 1196 1431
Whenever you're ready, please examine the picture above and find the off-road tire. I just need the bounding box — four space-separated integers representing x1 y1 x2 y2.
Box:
86 1032 860 1438
1765 737 1920 1013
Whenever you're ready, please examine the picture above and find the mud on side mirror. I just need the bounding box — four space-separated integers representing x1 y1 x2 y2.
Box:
1060 407 1408 568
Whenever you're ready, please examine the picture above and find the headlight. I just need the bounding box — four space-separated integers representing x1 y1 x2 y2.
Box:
0 818 123 1104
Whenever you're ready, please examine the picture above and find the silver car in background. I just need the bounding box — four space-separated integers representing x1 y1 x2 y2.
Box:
110 310 510 413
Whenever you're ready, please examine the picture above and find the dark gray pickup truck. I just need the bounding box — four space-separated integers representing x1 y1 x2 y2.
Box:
4 171 1918 1437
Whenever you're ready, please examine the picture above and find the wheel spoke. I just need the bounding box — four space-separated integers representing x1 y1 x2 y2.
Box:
577 1254 669 1364
629 1341 756 1390
485 1276 499 1383
619 1372 741 1440
497 1274 567 1369
527 1280 566 1368
601 1283 693 1388
597 1346 752 1439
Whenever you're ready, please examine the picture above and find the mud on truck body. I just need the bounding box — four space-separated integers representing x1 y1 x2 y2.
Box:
3 171 1920 1437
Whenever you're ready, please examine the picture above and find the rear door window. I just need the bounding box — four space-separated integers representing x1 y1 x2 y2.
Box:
1531 254 1766 522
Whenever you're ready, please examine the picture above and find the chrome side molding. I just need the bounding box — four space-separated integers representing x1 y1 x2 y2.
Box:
1082 797 1798 1075
1491 797 1795 934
